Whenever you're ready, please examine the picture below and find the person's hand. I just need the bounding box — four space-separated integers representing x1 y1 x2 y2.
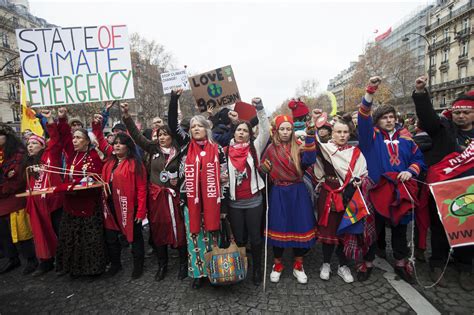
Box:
228 110 239 124
7 169 15 178
312 108 322 122
415 76 428 92
93 114 103 125
366 76 382 94
170 178 178 186
252 97 263 109
353 177 362 187
41 109 52 119
397 171 413 182
135 218 143 224
57 107 67 119
120 102 130 117
172 88 183 97
105 101 115 112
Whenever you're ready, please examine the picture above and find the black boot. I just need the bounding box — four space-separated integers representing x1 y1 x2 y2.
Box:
155 259 167 281
32 258 54 277
177 246 188 280
22 257 38 275
0 257 21 274
131 257 144 279
192 277 204 289
105 241 122 277
251 244 263 285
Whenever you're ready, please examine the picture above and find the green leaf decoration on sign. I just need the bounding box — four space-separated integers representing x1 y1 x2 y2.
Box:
224 67 232 76
443 199 453 205
458 216 468 226
467 185 474 194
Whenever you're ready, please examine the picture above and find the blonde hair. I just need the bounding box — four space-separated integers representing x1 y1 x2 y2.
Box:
271 119 303 177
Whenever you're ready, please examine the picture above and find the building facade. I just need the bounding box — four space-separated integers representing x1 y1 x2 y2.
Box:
379 5 434 83
327 61 357 111
0 0 53 126
426 0 474 109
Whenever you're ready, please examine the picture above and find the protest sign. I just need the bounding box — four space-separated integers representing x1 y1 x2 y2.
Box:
160 69 190 94
429 176 474 248
189 65 240 109
16 25 135 107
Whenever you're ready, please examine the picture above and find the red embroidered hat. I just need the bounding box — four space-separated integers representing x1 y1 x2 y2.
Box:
28 134 46 147
274 115 294 129
452 90 474 109
288 99 309 118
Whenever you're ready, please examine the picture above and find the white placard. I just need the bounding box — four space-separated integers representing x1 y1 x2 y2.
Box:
16 25 135 107
160 69 190 94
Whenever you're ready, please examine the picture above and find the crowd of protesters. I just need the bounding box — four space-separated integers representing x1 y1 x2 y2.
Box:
0 75 472 291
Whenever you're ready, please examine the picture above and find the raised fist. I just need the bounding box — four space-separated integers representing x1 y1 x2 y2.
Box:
120 102 129 114
57 107 67 119
415 76 428 91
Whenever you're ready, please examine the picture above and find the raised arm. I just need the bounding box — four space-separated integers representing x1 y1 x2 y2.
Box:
412 76 442 136
120 102 155 153
253 98 271 156
357 76 381 152
168 89 190 146
41 110 62 166
56 107 74 159
92 114 113 157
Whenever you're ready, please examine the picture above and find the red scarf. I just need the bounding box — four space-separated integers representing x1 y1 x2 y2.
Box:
184 140 221 233
426 141 474 183
102 159 147 242
320 148 361 227
263 143 301 183
228 143 250 172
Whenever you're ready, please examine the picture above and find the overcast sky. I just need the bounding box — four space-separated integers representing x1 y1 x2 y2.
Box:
29 0 433 113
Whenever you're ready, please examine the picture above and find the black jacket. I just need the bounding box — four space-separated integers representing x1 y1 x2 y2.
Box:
412 90 461 166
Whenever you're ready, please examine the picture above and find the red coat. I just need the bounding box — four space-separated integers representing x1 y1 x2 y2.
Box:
369 172 419 226
94 122 147 242
0 149 26 216
60 120 103 217
26 122 65 259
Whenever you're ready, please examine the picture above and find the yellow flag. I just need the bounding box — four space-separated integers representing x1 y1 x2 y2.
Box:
20 80 43 136
326 91 338 116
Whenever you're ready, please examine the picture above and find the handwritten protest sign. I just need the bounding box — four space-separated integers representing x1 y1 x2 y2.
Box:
189 65 240 109
161 69 190 94
16 25 135 107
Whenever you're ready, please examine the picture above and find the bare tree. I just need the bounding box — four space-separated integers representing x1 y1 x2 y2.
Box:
295 79 319 98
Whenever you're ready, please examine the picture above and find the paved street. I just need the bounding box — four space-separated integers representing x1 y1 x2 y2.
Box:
0 229 473 314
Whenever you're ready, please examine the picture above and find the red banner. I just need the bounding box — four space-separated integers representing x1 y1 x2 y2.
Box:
429 176 474 248
375 27 392 42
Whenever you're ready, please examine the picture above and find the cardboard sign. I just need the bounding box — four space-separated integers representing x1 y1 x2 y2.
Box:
189 65 240 109
16 25 135 107
160 69 190 94
429 176 474 248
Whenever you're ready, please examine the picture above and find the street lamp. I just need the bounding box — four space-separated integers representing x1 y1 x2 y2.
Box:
402 32 431 93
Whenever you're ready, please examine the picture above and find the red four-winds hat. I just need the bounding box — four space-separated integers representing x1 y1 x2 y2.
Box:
452 90 474 109
288 99 309 118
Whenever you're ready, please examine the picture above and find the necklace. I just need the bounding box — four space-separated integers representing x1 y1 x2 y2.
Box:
69 151 87 180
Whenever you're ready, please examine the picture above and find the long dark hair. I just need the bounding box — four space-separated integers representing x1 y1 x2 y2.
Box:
112 133 144 176
0 129 26 160
231 120 259 170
